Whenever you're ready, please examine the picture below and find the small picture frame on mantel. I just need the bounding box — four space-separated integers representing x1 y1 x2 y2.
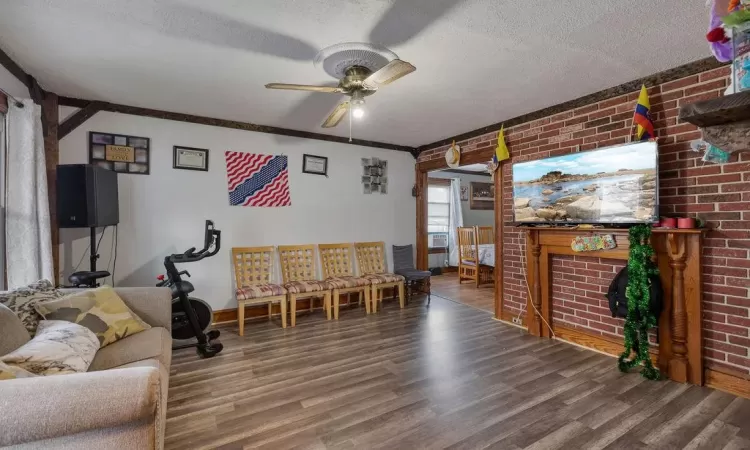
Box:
302 154 328 176
173 146 209 171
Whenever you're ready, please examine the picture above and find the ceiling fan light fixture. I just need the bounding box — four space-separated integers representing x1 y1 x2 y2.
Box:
352 105 365 119
351 92 366 119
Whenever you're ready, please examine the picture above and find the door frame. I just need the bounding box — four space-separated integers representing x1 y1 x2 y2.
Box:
415 148 505 319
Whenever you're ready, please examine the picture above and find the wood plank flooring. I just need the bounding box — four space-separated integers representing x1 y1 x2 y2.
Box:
431 272 495 313
166 296 750 450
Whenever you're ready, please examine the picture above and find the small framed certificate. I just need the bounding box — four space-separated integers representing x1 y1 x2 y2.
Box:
302 154 328 176
173 146 209 172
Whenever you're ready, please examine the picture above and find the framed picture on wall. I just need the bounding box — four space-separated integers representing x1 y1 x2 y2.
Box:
470 181 494 210
302 154 328 176
173 146 209 171
89 131 150 174
460 185 469 201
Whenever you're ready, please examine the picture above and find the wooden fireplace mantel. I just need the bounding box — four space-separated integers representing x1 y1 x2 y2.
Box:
521 226 704 385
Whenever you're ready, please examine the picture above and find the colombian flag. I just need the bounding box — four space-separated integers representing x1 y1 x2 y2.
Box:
493 125 510 165
633 85 654 141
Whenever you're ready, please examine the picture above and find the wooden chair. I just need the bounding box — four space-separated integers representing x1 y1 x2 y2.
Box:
232 247 288 336
475 226 495 286
354 242 405 312
277 245 332 327
476 226 494 245
457 226 480 286
318 243 372 319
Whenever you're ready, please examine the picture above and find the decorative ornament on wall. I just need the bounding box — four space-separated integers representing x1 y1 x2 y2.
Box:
224 151 291 207
89 132 150 174
460 185 469 201
302 154 328 176
173 146 209 171
445 140 461 169
470 181 494 210
361 157 388 194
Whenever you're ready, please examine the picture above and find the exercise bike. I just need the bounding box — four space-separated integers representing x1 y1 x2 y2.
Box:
156 220 223 358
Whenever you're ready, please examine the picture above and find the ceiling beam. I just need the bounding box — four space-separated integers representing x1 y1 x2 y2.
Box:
0 45 31 90
58 96 418 155
58 100 105 139
416 57 729 155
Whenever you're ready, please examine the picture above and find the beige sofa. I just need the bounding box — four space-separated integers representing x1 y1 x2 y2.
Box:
0 287 172 449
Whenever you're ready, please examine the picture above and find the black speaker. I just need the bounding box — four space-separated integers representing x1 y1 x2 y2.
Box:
57 164 119 228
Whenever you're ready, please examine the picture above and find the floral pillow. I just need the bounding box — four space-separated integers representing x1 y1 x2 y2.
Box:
0 280 63 336
1 320 100 376
35 286 150 348
0 361 37 380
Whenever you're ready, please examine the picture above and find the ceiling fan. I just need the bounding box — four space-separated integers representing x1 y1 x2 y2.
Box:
74 0 466 134
265 43 416 129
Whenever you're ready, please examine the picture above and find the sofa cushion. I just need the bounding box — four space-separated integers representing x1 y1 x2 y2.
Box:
0 279 63 336
236 283 287 300
363 273 406 284
89 327 172 372
36 286 151 348
0 303 30 355
1 320 100 375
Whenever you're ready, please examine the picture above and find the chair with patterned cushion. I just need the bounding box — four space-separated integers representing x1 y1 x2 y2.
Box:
318 243 372 319
232 247 288 335
354 242 405 313
392 244 431 304
277 245 332 327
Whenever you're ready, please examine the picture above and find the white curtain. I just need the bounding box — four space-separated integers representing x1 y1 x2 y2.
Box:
5 99 53 288
448 178 464 266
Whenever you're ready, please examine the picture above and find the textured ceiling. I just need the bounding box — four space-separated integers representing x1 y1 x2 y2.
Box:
0 0 710 147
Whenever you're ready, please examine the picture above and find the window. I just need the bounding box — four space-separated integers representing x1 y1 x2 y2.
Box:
428 185 450 234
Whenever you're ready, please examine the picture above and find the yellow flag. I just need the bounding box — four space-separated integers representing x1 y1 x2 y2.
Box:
494 126 510 163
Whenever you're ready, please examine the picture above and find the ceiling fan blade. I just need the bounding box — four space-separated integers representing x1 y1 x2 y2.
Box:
265 83 343 93
322 102 350 128
363 59 416 89
157 4 318 61
369 0 468 47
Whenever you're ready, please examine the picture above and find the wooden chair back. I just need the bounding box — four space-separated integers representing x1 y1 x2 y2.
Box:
354 242 386 275
457 227 478 263
277 245 318 283
232 246 275 287
318 243 355 278
476 226 494 245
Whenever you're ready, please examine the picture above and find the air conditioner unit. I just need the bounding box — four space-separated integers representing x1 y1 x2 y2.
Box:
428 233 448 248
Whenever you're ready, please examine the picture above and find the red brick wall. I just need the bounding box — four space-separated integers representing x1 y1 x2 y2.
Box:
418 65 750 376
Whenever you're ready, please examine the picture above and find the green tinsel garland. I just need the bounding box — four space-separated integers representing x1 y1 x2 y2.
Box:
617 224 661 380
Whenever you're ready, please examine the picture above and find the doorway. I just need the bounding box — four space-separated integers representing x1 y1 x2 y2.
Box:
425 164 496 313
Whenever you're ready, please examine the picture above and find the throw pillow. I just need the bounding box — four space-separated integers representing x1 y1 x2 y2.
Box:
0 279 63 336
35 286 151 348
0 361 37 380
1 320 100 375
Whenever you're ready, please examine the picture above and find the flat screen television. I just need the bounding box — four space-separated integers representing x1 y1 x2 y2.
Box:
512 141 658 224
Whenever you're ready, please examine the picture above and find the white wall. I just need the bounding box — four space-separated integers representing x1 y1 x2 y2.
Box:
428 170 495 226
58 110 416 310
0 64 29 99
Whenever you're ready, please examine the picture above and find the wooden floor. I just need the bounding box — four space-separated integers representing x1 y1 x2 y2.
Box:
166 296 750 450
431 272 495 313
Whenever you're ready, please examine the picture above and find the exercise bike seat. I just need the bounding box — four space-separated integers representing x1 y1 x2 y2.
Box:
170 280 195 297
68 271 111 286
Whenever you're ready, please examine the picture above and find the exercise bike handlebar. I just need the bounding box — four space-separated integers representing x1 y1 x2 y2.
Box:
167 220 221 264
